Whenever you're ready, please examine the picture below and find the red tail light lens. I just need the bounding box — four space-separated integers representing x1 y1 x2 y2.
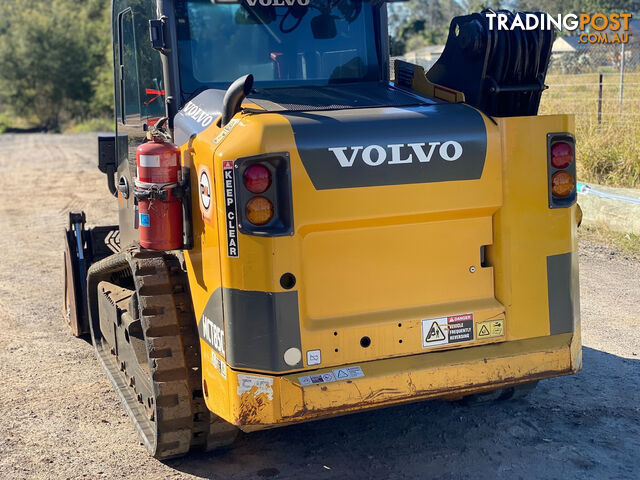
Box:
551 142 573 169
551 171 575 197
243 164 271 194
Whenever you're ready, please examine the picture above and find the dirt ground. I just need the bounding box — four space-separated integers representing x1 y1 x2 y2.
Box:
0 134 638 480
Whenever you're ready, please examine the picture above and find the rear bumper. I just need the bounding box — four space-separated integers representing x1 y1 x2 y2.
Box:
220 332 581 431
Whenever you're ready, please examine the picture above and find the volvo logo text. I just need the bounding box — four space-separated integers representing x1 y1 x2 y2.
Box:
182 101 214 128
328 141 464 167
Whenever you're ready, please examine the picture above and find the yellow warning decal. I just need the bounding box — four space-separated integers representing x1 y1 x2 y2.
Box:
213 118 240 144
477 319 504 339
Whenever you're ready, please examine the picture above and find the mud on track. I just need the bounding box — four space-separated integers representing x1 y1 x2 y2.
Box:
0 134 638 480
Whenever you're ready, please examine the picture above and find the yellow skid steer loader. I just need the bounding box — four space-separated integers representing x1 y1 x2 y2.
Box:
62 1 580 459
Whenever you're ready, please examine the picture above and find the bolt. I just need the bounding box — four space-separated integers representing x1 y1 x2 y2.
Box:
469 266 476 273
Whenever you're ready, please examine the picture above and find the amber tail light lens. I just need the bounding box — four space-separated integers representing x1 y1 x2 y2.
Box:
551 171 575 197
245 196 274 225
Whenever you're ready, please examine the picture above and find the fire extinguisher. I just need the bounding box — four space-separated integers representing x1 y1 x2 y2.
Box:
134 136 183 250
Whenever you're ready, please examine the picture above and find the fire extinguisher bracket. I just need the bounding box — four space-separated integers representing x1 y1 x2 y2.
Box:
133 178 178 201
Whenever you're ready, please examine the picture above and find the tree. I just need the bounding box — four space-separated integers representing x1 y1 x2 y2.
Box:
515 0 640 15
390 0 510 55
0 0 111 130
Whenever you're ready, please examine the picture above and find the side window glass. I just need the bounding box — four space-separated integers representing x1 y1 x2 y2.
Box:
134 13 165 121
119 9 140 123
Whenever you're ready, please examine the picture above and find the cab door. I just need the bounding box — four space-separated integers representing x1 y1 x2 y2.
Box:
113 0 165 247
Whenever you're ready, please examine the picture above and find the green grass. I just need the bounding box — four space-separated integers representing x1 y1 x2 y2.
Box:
64 117 114 133
539 72 640 188
579 223 640 259
0 112 12 133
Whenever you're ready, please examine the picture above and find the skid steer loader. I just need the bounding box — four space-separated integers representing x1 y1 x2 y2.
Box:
63 0 581 459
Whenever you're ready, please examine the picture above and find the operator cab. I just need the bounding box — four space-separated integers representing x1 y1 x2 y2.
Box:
113 0 392 133
112 0 400 246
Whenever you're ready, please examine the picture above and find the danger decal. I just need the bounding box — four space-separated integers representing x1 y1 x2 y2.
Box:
223 161 239 257
422 313 474 348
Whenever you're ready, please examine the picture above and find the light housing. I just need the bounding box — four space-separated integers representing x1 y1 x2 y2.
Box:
234 152 294 236
547 133 577 209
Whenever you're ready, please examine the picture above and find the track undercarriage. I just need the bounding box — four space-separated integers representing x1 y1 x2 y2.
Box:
85 248 238 459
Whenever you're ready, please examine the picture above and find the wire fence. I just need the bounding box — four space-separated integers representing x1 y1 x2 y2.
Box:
541 44 640 128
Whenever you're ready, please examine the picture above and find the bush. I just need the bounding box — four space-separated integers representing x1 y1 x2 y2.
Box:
0 0 111 131
65 117 114 133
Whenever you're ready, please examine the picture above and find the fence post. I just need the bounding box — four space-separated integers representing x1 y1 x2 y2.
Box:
598 73 603 124
619 42 625 110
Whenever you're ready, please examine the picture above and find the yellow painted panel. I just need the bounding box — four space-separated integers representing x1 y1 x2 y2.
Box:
300 217 493 320
491 114 577 341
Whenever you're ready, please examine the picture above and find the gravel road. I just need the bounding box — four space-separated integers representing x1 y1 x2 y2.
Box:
0 134 638 480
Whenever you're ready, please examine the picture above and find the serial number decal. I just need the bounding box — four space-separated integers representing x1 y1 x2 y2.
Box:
223 161 239 257
422 313 474 348
211 352 227 379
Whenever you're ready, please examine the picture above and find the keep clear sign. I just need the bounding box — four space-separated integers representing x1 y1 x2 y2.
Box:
422 313 474 348
223 160 239 257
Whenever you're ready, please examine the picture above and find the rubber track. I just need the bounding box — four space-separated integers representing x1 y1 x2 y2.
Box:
87 249 238 459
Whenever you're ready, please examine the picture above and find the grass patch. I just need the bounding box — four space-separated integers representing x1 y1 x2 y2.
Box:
0 112 13 133
540 72 640 188
64 117 114 133
579 223 640 259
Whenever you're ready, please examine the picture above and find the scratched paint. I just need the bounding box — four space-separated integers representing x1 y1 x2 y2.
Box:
237 374 274 400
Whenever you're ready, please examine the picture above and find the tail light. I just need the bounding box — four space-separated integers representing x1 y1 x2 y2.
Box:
243 164 272 194
547 133 576 208
550 142 573 169
234 153 293 236
551 171 575 197
246 196 274 225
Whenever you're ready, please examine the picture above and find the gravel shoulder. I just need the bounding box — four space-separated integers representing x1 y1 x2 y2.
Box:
0 134 638 480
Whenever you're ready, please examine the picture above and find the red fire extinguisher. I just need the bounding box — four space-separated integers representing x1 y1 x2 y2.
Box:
134 137 183 250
